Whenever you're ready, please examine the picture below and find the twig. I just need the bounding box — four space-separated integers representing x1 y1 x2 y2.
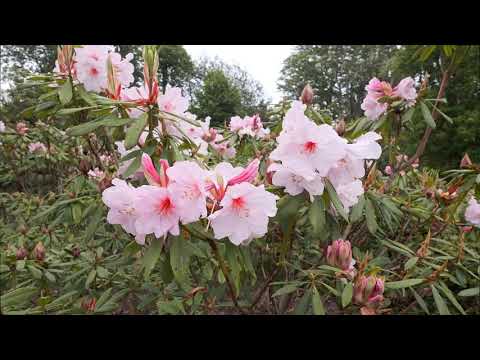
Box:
250 266 280 311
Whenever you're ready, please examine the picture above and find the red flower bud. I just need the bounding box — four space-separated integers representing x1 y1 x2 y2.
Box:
33 242 45 262
353 275 384 307
16 247 28 260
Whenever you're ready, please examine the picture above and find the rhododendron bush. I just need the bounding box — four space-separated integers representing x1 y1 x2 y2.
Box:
1 45 479 315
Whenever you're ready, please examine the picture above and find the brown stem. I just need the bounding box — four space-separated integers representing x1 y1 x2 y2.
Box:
86 136 104 171
206 238 246 314
250 266 280 311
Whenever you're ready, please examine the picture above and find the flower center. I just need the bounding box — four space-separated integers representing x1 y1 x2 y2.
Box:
231 196 246 211
89 67 99 76
303 141 317 154
155 197 174 215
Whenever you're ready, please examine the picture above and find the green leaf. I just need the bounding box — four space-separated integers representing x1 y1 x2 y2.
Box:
76 85 97 106
95 288 112 310
308 196 326 235
404 257 419 271
350 194 365 222
420 101 436 129
71 203 82 224
67 115 132 136
324 179 349 222
28 265 43 279
434 107 453 124
437 281 466 315
142 238 163 280
85 269 96 289
125 113 148 150
312 286 325 315
365 198 378 234
57 106 97 115
458 287 479 297
275 194 305 234
431 285 450 315
272 283 300 297
45 291 78 312
410 287 430 314
169 235 192 291
83 207 104 242
122 155 142 179
293 289 311 315
1 287 38 308
385 278 424 289
58 78 73 105
402 106 416 123
341 283 353 308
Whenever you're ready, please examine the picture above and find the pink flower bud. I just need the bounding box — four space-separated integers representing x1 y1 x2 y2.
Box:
300 84 314 105
460 153 473 168
326 239 354 272
227 159 259 186
33 242 46 262
353 275 384 307
16 122 29 135
16 247 28 260
141 153 162 186
384 165 393 176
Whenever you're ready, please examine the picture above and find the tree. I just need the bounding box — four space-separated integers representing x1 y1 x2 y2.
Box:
390 45 480 169
156 45 194 93
278 45 398 119
191 69 242 126
190 57 267 120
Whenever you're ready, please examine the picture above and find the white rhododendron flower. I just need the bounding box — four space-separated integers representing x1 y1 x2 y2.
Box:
465 197 480 227
167 161 209 224
102 179 145 244
268 163 324 201
158 86 189 115
75 45 113 92
270 110 346 180
0 121 5 132
108 52 135 88
229 114 270 139
393 77 417 106
209 183 278 245
334 180 364 211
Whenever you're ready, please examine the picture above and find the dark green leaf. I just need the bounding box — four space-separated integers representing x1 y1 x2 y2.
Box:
325 179 349 222
58 78 73 105
142 238 163 280
385 278 424 289
365 198 378 234
125 113 148 150
341 282 353 308
431 285 450 315
312 286 325 315
420 102 436 129
308 196 326 235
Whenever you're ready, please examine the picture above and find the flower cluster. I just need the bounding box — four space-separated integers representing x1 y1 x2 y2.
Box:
56 45 135 93
465 197 480 227
361 77 417 121
268 101 381 211
353 275 385 307
102 154 278 246
229 114 270 139
28 142 48 154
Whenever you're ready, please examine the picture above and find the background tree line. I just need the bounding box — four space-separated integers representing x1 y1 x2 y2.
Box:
1 44 478 168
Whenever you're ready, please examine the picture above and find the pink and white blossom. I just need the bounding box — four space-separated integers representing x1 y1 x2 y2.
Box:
393 77 417 105
361 94 388 121
75 45 113 92
133 185 181 240
270 117 346 181
102 178 145 244
268 163 324 201
334 180 364 212
158 86 189 116
209 182 278 245
465 197 480 227
28 142 48 153
0 121 5 132
167 161 209 224
108 52 134 88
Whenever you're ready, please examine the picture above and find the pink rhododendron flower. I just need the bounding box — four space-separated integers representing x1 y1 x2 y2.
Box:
75 45 113 92
209 182 278 246
361 94 388 121
393 77 417 105
206 160 259 201
465 197 480 227
133 185 181 240
158 86 189 115
211 139 236 159
102 178 145 244
108 52 134 88
230 114 270 139
384 165 393 176
268 163 324 201
167 161 209 224
229 116 245 132
121 84 149 118
28 142 47 153
327 132 382 186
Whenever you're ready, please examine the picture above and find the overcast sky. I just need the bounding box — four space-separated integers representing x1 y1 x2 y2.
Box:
184 45 295 103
